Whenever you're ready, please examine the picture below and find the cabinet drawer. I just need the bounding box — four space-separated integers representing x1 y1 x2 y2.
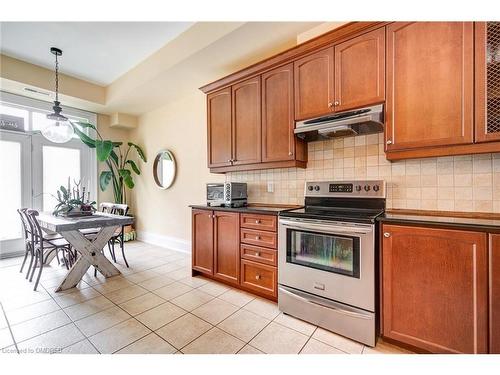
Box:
241 244 277 266
240 260 277 298
240 228 277 249
240 213 277 232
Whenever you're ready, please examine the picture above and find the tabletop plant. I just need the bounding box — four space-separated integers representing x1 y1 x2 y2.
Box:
71 121 146 205
52 178 96 216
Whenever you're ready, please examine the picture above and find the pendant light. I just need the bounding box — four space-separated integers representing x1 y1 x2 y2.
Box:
41 47 74 143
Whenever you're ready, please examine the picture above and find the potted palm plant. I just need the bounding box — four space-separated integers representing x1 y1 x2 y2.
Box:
71 121 146 205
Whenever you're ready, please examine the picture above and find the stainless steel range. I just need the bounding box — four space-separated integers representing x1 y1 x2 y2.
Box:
278 180 385 347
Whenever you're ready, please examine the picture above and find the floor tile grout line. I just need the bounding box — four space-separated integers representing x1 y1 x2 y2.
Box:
0 301 19 354
39 284 103 354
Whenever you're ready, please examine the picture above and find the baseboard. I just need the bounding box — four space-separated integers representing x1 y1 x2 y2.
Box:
136 231 191 254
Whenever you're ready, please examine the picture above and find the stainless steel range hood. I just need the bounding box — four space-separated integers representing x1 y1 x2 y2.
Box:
294 104 384 141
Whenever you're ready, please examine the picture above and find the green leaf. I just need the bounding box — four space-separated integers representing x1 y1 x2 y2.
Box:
118 169 134 189
74 121 97 131
96 140 114 162
127 142 147 162
100 171 113 191
109 150 119 166
126 160 140 175
73 125 96 148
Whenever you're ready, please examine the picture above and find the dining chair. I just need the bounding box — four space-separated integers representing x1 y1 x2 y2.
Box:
17 208 34 278
25 209 74 291
85 202 130 277
108 203 130 268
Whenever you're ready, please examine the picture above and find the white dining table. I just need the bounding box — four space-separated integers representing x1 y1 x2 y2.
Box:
36 212 134 292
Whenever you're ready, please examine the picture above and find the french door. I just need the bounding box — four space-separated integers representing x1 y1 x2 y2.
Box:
32 134 91 213
0 131 32 258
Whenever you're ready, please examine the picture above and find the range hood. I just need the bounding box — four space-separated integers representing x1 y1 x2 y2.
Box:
294 104 384 141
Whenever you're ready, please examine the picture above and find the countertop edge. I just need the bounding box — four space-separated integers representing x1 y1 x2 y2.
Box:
377 214 500 233
189 204 301 215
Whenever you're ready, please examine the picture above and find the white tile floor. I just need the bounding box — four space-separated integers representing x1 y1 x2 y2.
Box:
0 241 412 354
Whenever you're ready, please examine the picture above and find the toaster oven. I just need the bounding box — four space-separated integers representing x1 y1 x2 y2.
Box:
207 183 248 207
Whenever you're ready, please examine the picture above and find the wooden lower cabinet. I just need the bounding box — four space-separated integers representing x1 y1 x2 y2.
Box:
381 224 488 353
192 208 278 300
192 209 214 274
213 211 240 285
241 259 277 298
490 234 500 353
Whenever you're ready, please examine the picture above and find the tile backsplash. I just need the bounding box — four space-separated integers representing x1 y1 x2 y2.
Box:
226 133 500 213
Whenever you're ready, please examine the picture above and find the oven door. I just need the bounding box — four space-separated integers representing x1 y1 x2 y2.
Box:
278 217 375 311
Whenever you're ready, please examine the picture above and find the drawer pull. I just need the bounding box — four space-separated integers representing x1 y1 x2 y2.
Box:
255 236 261 240
384 232 391 238
255 220 260 224
255 252 261 257
255 274 261 280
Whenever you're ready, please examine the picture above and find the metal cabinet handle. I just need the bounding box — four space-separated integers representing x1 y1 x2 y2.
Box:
288 152 293 156
334 101 340 106
255 236 261 240
328 102 333 108
255 274 261 280
255 252 261 257
386 140 392 145
384 232 391 238
255 220 261 224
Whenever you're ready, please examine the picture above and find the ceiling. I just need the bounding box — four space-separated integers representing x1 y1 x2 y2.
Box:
0 22 193 85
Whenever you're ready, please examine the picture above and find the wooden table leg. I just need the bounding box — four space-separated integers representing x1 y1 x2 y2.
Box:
55 226 121 292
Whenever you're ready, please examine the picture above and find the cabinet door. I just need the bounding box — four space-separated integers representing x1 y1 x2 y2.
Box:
232 77 261 165
385 22 474 151
490 234 500 353
475 22 500 143
382 224 488 353
294 47 334 120
207 88 232 167
262 63 295 162
334 27 385 112
192 209 214 275
213 211 240 285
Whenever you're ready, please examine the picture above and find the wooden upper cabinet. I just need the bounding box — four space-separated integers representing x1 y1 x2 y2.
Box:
232 77 262 165
490 233 500 353
385 22 474 152
207 88 232 167
381 224 488 354
192 209 214 275
294 47 335 120
475 22 500 143
262 63 295 162
334 27 385 112
213 211 240 285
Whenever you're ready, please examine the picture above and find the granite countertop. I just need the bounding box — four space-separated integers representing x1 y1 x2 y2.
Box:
189 204 302 215
378 210 500 232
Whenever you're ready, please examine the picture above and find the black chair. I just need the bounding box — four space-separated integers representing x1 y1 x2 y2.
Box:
25 209 74 291
17 208 34 278
84 203 130 277
107 203 130 268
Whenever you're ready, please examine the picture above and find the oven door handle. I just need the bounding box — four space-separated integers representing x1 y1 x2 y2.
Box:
279 219 372 236
279 286 373 320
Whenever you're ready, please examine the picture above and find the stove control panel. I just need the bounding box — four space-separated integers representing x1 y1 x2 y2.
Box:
305 180 385 198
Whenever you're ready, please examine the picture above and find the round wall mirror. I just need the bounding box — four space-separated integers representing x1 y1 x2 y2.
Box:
153 150 176 189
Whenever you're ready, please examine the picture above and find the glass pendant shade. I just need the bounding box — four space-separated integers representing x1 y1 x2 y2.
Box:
42 47 74 143
41 118 74 143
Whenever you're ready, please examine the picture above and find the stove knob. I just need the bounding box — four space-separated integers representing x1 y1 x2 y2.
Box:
373 185 380 192
307 185 314 191
355 185 362 192
364 185 371 192
314 185 320 191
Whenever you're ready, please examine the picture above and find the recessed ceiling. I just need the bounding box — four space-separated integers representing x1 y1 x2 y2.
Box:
0 22 193 85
